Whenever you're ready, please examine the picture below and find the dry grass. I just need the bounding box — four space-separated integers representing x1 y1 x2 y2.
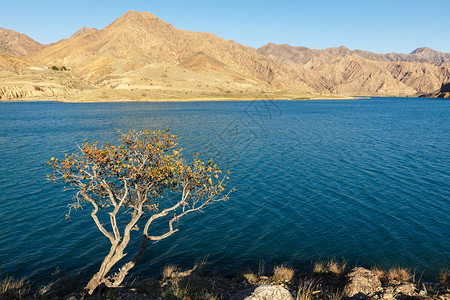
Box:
258 259 265 276
0 276 30 298
163 264 181 279
327 259 346 275
296 278 344 300
386 267 412 283
324 288 344 300
163 259 208 280
296 281 315 300
243 272 258 284
160 279 190 299
273 264 295 282
313 259 346 275
439 268 449 286
313 261 326 274
371 266 386 280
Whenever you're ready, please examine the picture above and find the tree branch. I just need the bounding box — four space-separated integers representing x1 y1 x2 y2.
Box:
80 191 115 243
108 180 129 240
143 201 182 235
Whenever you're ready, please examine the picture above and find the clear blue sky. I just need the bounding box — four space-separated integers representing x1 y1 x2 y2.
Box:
1 0 449 53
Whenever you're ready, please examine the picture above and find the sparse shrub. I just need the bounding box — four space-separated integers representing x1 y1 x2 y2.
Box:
273 264 295 282
386 267 412 283
51 66 59 71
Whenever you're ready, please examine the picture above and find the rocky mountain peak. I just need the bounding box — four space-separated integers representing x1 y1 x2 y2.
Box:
410 47 434 54
71 27 98 38
324 45 351 56
108 10 164 29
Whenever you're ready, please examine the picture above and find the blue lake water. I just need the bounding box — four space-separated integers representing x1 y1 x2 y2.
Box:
0 98 449 283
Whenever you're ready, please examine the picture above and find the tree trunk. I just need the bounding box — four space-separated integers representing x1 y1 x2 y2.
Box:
106 237 149 288
85 242 123 295
85 273 104 295
85 237 148 294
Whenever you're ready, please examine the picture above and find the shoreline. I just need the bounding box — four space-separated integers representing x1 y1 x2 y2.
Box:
2 260 448 299
2 95 361 103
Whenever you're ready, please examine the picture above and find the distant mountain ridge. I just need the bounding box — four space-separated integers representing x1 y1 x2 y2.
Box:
257 43 450 96
258 43 450 66
0 10 449 100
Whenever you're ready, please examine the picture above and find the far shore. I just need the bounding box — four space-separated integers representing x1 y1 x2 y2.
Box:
1 94 361 103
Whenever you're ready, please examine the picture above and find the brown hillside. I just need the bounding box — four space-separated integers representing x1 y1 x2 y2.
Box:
0 28 44 57
178 52 233 74
0 51 27 71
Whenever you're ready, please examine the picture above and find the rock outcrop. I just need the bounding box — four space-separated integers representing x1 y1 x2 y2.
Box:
344 267 382 298
420 82 450 98
71 27 98 38
0 83 69 100
230 285 293 300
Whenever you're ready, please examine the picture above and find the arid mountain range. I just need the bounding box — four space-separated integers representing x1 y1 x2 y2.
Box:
0 10 448 101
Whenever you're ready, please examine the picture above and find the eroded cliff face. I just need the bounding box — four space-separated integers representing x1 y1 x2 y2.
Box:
258 43 450 96
420 82 450 98
441 82 450 93
0 83 69 100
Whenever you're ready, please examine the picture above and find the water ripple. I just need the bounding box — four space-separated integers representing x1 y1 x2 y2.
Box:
0 99 449 282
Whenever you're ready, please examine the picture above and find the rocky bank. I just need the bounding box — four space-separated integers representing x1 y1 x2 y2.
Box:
3 265 449 300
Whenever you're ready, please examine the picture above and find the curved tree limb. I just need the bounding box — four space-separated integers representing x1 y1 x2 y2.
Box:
80 191 115 243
